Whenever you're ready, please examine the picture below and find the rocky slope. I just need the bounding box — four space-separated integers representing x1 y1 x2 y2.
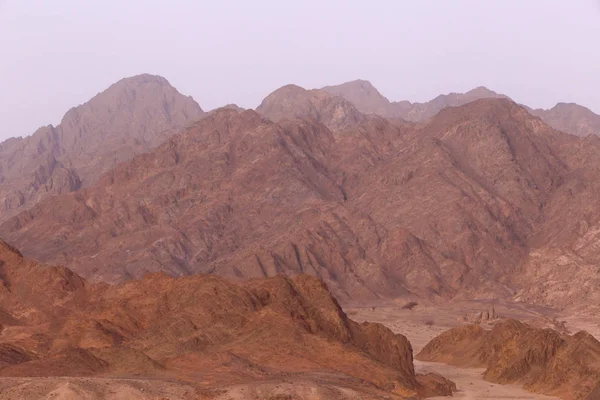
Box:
0 239 454 398
0 74 204 223
416 319 600 399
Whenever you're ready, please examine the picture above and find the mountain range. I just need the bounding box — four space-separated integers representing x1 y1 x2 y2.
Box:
322 79 600 137
2 74 600 398
0 76 599 312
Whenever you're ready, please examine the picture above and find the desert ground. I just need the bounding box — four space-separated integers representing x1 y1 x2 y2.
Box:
0 374 409 400
0 377 200 400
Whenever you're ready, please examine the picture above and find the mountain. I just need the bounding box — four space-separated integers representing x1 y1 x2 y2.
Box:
530 102 600 137
0 74 204 223
5 93 600 312
396 86 508 122
323 80 600 137
322 80 507 121
0 239 455 399
256 84 365 131
321 79 401 118
417 320 600 399
209 103 245 114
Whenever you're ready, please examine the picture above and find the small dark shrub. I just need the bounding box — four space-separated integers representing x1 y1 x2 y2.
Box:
402 301 418 310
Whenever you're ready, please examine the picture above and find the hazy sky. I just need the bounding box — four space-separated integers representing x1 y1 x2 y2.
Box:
1 0 599 140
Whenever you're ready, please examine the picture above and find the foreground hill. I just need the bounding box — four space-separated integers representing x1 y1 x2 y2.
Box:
416 319 600 399
323 80 600 136
0 240 454 399
0 74 204 223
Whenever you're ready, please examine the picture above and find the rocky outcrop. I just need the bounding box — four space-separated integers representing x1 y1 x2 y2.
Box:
461 307 500 324
0 240 454 398
417 320 600 399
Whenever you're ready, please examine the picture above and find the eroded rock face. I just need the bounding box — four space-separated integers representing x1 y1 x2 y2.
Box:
0 240 454 398
417 319 600 399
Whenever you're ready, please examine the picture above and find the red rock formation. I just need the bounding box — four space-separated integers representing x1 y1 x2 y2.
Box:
417 319 600 399
0 239 454 398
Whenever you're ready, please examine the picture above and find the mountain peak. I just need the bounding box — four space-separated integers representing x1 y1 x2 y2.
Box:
321 79 395 118
0 75 205 223
327 79 377 91
115 73 171 86
429 97 522 125
552 102 590 111
256 84 364 130
272 83 307 94
464 86 501 97
531 102 600 137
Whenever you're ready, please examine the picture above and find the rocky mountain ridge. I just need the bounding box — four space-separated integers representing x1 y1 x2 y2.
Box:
323 79 600 137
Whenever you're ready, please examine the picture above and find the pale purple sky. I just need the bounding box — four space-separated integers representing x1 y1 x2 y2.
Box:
1 0 599 140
